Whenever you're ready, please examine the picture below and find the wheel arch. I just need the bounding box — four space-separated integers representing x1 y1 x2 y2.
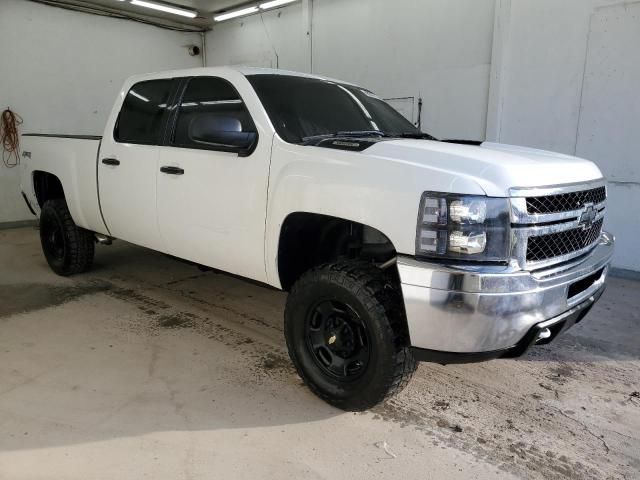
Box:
276 211 398 292
32 170 66 208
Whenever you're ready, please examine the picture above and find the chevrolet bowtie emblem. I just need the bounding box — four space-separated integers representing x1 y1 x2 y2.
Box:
578 204 597 230
328 335 337 345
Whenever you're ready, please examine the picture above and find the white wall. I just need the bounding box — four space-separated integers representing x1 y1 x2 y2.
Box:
488 0 640 271
205 0 496 140
206 2 309 72
0 0 202 224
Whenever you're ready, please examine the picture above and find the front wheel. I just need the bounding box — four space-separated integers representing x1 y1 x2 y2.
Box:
284 261 416 411
40 199 95 276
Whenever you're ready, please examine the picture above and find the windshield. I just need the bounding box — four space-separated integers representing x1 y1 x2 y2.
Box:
247 74 424 144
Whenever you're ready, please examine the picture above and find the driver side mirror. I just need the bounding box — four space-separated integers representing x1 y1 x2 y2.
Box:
188 112 258 157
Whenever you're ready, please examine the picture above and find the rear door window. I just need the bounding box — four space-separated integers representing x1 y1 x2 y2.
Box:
115 79 173 144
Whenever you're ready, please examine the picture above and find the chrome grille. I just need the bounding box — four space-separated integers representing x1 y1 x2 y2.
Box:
526 218 604 262
510 180 607 269
526 186 606 214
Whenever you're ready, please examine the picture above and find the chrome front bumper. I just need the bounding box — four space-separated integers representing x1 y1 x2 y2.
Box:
398 232 614 356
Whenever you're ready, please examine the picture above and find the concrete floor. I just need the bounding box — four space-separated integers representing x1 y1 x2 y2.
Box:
0 227 638 480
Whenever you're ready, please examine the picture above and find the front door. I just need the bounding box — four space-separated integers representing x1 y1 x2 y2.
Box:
156 76 271 282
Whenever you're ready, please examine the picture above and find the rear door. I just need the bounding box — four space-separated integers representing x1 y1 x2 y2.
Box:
156 76 271 282
98 79 177 250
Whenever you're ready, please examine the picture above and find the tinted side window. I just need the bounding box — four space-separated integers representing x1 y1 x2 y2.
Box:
115 80 172 144
173 77 256 149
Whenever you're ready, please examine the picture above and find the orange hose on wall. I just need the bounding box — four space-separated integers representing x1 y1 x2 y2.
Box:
1 108 23 168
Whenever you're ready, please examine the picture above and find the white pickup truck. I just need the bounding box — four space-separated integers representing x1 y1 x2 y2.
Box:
20 67 614 410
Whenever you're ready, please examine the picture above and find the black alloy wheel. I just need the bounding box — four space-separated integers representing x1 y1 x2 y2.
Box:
305 299 370 380
41 211 66 262
39 199 95 276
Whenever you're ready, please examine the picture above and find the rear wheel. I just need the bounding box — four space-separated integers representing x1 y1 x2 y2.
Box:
285 261 416 411
40 199 95 276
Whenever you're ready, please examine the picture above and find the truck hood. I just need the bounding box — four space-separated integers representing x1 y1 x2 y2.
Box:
364 139 604 197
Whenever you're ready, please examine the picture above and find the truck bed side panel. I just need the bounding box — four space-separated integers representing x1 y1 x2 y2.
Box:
20 135 109 235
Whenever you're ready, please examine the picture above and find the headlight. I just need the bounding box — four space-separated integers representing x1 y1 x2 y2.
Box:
416 192 511 262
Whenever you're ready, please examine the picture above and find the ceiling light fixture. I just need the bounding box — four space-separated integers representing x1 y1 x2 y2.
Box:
214 6 259 21
130 0 197 18
259 0 296 9
128 90 149 102
213 0 299 22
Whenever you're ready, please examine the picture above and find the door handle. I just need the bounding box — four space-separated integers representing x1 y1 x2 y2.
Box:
160 166 185 175
101 158 120 166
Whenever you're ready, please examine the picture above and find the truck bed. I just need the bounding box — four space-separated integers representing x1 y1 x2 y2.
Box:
23 133 102 141
20 133 109 235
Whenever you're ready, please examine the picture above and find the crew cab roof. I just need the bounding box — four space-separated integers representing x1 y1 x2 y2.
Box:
233 66 350 84
123 66 355 87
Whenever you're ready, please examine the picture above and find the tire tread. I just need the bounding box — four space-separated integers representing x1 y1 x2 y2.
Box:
40 199 94 276
285 261 416 410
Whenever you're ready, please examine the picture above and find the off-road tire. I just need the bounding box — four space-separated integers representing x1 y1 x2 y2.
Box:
285 261 416 411
39 199 95 276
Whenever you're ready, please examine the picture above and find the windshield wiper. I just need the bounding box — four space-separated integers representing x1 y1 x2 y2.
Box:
301 130 391 144
396 132 439 141
336 130 390 137
301 131 440 145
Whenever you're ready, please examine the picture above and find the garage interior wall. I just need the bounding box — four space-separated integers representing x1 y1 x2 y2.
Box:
487 0 640 272
205 0 497 142
0 0 202 225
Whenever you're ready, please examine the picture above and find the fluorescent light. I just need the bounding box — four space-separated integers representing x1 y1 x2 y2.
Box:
201 99 243 105
130 0 197 18
128 90 149 102
259 0 296 9
214 6 259 21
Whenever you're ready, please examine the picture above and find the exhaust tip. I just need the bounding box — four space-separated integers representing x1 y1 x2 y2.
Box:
95 234 113 245
535 328 552 343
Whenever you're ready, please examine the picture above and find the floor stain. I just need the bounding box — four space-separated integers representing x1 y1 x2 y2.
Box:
158 314 194 329
0 282 111 318
261 352 292 372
